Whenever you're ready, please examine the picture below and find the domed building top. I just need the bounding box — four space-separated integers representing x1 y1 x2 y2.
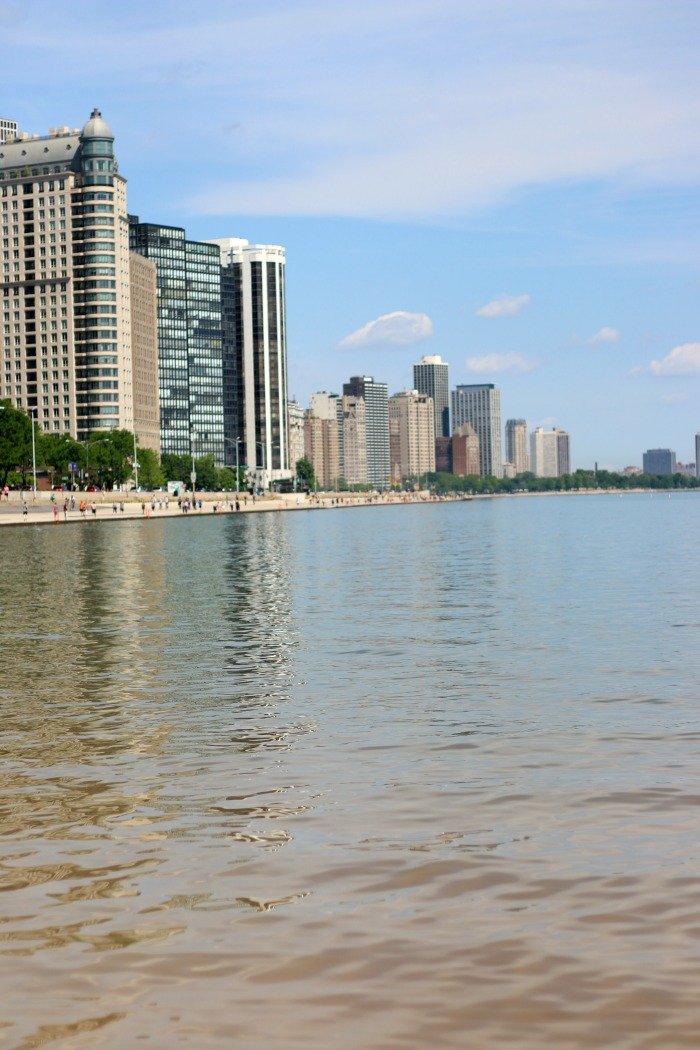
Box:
81 108 113 140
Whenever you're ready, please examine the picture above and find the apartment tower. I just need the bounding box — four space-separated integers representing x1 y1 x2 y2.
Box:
531 427 571 477
388 389 435 479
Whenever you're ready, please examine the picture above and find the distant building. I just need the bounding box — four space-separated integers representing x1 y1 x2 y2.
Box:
505 418 530 474
675 462 695 477
310 391 340 422
451 384 502 477
622 466 642 477
413 354 450 437
531 427 570 477
388 390 435 479
696 434 700 479
339 394 367 486
129 253 160 454
287 400 305 473
342 376 389 488
502 462 516 479
0 118 18 144
451 423 480 476
643 448 677 475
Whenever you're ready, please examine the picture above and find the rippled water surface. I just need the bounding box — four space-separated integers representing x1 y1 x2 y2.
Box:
2 494 700 1049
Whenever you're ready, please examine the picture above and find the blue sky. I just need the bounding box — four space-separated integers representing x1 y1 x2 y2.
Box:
3 0 699 468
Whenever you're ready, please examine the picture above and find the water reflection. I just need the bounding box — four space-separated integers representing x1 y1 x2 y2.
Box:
1 498 700 1048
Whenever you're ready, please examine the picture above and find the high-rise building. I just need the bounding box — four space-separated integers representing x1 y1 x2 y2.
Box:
210 238 289 487
0 109 137 440
388 389 435 479
451 423 480 476
342 375 389 488
310 391 340 422
531 427 570 477
129 253 160 454
413 354 450 437
287 399 305 473
339 394 367 486
129 219 224 462
304 411 340 490
0 119 18 145
643 448 677 475
505 418 530 474
451 384 502 477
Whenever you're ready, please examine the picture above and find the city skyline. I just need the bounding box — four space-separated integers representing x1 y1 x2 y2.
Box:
2 2 699 467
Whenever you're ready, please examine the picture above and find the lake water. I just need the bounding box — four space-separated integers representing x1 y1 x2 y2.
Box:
1 494 700 1049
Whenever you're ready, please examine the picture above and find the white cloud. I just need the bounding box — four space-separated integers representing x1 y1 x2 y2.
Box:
465 352 535 374
476 294 530 319
660 392 688 404
587 326 620 344
647 343 700 376
339 311 433 349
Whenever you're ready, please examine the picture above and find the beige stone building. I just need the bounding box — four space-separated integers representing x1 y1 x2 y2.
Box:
452 423 480 476
304 411 340 489
129 252 160 453
339 394 367 486
0 109 136 440
388 389 435 480
287 399 305 473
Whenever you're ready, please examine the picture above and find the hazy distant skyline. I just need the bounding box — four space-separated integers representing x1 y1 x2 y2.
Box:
3 0 699 467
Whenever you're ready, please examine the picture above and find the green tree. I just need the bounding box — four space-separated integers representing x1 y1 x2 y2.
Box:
39 432 83 487
161 453 191 483
87 429 135 489
296 456 316 489
135 446 164 490
0 400 35 488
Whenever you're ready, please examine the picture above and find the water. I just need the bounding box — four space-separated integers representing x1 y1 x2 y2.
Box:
1 494 700 1049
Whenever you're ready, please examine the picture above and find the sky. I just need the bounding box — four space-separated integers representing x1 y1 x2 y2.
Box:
2 0 699 468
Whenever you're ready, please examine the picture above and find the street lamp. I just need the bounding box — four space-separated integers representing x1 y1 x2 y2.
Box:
27 407 37 499
255 440 267 493
222 436 243 494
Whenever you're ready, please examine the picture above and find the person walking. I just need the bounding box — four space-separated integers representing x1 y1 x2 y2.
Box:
62 499 68 521
52 502 60 524
22 501 28 520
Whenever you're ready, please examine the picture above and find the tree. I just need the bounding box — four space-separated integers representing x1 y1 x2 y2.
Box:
87 429 135 489
135 446 164 490
0 400 34 488
296 456 316 489
161 453 191 483
40 432 83 487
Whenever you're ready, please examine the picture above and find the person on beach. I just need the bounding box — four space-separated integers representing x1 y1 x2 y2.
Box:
79 500 86 519
22 501 28 519
119 501 125 513
112 502 117 514
2 485 8 501
52 502 59 524
90 503 97 517
235 498 240 511
62 499 68 521
70 495 75 511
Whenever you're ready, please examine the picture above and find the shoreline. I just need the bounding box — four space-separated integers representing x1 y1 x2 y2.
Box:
0 486 693 529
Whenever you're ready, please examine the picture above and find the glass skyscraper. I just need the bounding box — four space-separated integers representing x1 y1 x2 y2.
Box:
129 219 224 462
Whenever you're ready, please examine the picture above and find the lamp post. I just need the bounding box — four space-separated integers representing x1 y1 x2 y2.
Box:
255 440 267 493
133 431 139 492
28 407 37 499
